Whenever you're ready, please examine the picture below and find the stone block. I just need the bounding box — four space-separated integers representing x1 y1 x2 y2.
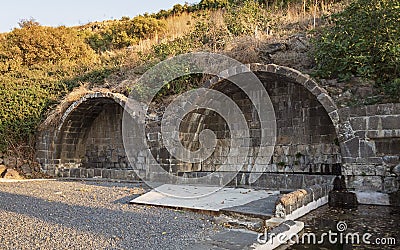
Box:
278 174 297 188
381 116 400 130
70 168 81 178
328 191 358 208
359 141 376 158
350 117 367 131
341 137 360 158
87 169 94 178
266 64 277 73
354 131 366 139
368 116 380 130
102 169 111 179
304 79 317 91
61 169 70 178
351 165 376 176
383 177 399 193
349 106 366 117
94 168 102 177
346 175 383 191
376 104 395 115
367 157 383 165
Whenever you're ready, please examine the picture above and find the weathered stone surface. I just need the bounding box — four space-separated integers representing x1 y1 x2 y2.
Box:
3 169 23 180
0 165 7 176
20 164 32 174
328 191 358 208
393 164 400 176
274 184 331 217
35 65 400 194
346 176 383 191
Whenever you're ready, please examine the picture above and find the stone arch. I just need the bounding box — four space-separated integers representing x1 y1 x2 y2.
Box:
167 63 347 179
206 63 358 159
36 92 142 178
57 92 127 131
56 93 127 165
206 63 343 132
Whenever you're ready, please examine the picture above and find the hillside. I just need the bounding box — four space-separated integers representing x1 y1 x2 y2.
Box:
0 0 399 160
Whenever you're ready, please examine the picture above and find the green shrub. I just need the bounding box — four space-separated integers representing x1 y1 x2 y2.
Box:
0 21 97 74
84 16 166 52
313 0 400 98
225 0 270 36
0 22 99 151
199 0 229 9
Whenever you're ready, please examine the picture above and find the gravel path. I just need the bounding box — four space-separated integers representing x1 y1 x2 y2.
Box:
0 180 223 250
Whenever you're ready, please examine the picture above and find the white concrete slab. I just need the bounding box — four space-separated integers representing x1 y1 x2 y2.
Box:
131 184 279 212
355 191 390 206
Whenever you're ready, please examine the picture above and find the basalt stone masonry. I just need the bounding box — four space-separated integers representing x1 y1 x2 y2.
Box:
36 64 400 193
339 103 400 192
36 92 141 181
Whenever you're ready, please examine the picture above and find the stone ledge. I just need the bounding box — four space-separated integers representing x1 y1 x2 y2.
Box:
274 184 331 219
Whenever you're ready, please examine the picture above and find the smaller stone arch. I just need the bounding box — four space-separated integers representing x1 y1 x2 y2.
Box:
36 92 141 178
57 92 127 131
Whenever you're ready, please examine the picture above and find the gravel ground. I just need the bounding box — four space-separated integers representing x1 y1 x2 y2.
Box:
0 180 223 250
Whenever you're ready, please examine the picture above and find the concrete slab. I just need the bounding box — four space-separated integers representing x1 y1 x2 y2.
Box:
131 184 280 213
190 229 259 250
221 195 278 219
355 191 390 206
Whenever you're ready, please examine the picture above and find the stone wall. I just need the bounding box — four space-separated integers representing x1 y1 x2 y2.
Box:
146 70 341 177
0 153 41 177
258 71 340 173
35 64 400 193
339 103 400 192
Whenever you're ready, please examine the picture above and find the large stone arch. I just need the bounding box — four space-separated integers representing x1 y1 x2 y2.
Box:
147 63 347 188
213 64 348 173
206 64 343 131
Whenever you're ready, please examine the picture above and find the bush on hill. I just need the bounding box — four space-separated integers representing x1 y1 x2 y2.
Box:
313 0 400 99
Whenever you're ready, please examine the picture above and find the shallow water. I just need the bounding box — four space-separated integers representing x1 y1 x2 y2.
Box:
288 205 400 249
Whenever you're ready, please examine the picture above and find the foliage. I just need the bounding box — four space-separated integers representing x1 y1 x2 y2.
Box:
2 0 398 154
313 0 400 98
224 0 271 36
0 22 97 75
0 22 99 151
84 16 166 52
198 0 229 9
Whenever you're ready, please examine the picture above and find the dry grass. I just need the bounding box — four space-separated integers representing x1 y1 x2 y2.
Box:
131 12 194 52
222 0 351 67
164 12 194 41
102 1 352 93
39 85 112 130
225 36 263 64
266 0 351 37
